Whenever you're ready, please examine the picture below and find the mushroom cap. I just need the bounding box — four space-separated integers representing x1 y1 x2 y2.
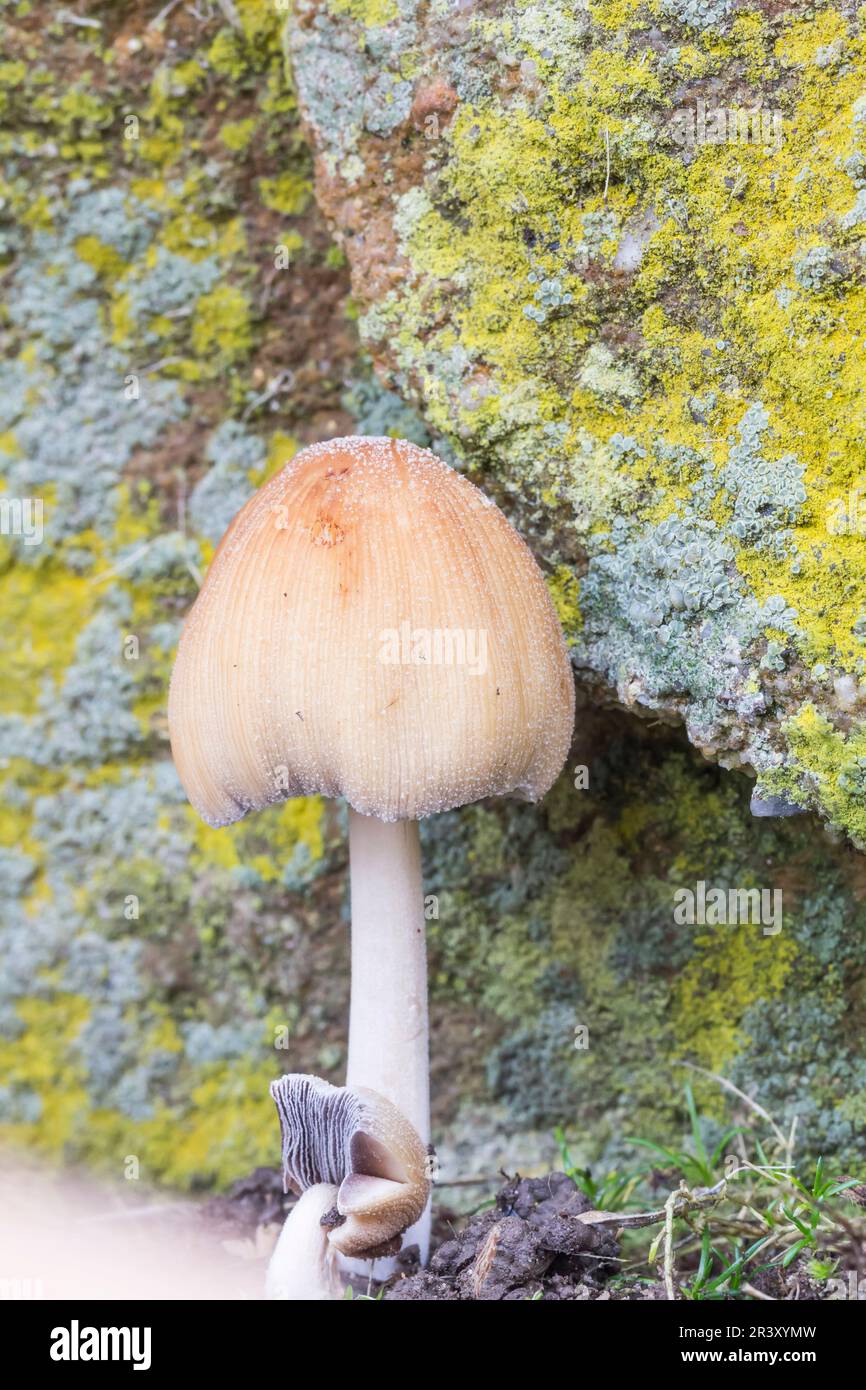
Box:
270 1073 430 1259
169 436 574 825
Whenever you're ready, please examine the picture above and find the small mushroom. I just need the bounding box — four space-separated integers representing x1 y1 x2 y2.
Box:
266 1074 430 1299
169 436 574 1262
265 1184 341 1302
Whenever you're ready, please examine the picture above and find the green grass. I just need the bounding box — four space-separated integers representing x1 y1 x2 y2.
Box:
555 1077 864 1300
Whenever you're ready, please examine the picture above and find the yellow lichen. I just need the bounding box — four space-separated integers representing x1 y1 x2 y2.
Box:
190 285 253 366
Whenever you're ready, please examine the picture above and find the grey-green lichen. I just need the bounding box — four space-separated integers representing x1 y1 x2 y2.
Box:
420 710 866 1168
289 0 866 848
2 0 865 1202
0 0 356 1187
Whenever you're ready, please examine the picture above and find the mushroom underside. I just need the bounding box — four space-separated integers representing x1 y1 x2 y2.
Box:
271 1073 431 1259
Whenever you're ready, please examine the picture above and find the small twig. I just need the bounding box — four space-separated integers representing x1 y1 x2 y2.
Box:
663 1186 679 1300
241 368 295 421
149 0 183 27
603 127 611 203
176 467 187 539
85 541 154 586
727 165 748 204
676 1061 788 1150
57 9 102 27
578 1176 728 1230
140 355 185 375
743 1282 775 1301
435 1176 501 1189
216 0 241 28
176 469 204 589
785 1113 798 1177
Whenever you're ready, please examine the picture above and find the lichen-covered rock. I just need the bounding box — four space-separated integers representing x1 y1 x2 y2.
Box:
289 0 866 846
0 0 358 1188
2 1 866 1199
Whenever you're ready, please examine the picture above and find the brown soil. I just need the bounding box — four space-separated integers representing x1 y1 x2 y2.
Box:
387 1171 622 1302
202 1165 856 1301
202 1166 649 1300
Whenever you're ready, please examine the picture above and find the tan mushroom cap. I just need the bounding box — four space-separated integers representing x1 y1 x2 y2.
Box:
169 436 574 825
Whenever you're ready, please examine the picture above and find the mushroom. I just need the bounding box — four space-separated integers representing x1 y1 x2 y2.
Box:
168 436 574 1262
265 1073 431 1299
265 1184 342 1301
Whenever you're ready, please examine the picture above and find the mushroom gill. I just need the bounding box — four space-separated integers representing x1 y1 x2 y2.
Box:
270 1073 431 1260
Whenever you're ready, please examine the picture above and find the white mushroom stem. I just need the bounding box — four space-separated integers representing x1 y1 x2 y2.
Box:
347 810 431 1262
266 1183 342 1301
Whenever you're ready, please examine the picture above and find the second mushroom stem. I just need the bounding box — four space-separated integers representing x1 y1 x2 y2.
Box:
346 809 431 1262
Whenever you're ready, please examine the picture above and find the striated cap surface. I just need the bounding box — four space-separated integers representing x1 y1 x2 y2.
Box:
169 436 574 824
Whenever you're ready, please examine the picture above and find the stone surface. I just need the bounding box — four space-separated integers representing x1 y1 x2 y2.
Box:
2 1 866 1199
0 0 360 1188
289 0 866 847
